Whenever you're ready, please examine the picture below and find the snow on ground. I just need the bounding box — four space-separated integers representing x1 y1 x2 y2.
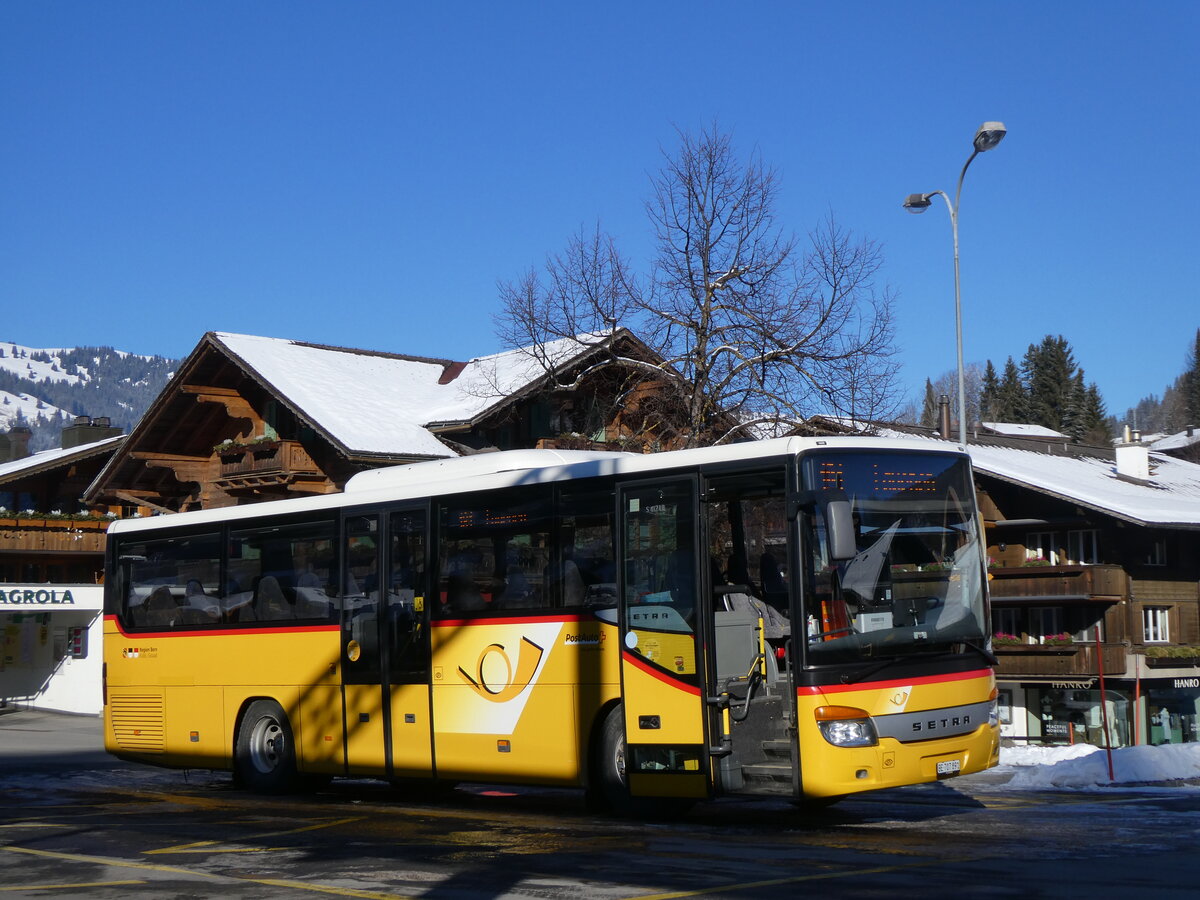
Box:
998 742 1200 790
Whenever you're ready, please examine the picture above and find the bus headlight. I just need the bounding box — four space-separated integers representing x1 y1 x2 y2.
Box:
988 688 1000 728
815 706 878 747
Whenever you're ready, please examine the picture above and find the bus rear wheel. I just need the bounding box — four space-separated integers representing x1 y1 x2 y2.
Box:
235 699 299 793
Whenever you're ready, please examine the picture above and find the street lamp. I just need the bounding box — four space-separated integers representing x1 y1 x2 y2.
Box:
904 121 1007 446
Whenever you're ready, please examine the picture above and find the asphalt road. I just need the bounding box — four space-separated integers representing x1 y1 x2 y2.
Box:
3 710 1199 899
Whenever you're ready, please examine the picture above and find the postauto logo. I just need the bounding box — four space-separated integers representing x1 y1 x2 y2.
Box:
458 636 545 702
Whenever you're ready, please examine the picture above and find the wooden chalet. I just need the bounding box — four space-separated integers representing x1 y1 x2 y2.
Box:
0 418 123 584
83 329 671 514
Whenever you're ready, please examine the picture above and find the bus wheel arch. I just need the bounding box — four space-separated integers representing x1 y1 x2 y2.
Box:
233 697 300 793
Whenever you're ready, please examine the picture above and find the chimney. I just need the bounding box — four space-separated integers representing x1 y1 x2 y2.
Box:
937 394 952 440
5 426 32 462
1115 440 1151 482
61 415 123 449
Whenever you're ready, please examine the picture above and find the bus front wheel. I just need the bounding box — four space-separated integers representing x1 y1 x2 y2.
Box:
587 705 630 813
235 699 299 793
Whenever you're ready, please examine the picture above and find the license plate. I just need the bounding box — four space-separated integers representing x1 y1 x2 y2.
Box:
936 759 961 776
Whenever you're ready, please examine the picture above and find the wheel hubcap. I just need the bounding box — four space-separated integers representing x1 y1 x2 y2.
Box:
249 717 283 773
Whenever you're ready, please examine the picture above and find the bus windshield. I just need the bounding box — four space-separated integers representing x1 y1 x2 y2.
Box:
801 449 987 663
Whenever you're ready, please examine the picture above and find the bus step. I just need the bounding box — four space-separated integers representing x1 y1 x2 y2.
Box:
741 761 793 783
761 739 792 757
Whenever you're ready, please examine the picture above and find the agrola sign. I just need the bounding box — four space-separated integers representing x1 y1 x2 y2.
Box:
0 587 80 606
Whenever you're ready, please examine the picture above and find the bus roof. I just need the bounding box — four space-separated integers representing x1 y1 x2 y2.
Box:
107 435 965 535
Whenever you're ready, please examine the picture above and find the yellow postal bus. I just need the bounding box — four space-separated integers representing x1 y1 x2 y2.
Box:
103 436 999 810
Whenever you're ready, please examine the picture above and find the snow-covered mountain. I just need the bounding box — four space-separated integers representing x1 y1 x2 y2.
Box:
0 341 178 451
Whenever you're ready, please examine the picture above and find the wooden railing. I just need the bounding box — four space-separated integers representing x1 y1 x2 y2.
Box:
994 641 1127 677
217 439 320 479
0 515 109 554
987 563 1129 602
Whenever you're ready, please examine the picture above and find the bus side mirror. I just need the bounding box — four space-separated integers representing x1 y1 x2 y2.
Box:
826 500 857 561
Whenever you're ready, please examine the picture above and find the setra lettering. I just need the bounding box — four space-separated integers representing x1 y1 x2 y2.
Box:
911 714 971 734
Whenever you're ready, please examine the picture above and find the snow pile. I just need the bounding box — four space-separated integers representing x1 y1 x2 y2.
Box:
998 742 1200 789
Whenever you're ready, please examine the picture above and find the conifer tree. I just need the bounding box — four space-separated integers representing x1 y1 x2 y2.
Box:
1022 336 1076 431
919 378 938 428
978 360 999 423
996 357 1027 422
1062 371 1088 440
1185 328 1200 427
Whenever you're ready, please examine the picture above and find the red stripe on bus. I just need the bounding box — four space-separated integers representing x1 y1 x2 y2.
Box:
796 668 992 696
621 650 702 696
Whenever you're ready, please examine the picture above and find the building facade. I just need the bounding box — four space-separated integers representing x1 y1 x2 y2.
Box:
1 418 123 715
969 438 1200 749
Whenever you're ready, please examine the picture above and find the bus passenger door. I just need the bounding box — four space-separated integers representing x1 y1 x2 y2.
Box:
618 479 709 800
341 510 432 778
385 509 433 777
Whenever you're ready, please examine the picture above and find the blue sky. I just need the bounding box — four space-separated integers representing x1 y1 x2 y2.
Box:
3 1 1197 420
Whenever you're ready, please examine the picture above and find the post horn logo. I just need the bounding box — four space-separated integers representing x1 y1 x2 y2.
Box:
458 636 545 702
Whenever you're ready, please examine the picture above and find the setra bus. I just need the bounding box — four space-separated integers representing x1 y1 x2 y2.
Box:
103 436 999 810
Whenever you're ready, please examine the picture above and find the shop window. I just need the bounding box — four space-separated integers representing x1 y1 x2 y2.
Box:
1143 606 1171 643
1067 529 1099 564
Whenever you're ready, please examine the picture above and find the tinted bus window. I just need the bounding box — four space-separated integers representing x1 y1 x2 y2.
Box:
227 518 337 624
437 489 552 616
120 531 222 628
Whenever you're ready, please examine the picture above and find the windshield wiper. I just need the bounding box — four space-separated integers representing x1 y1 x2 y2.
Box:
838 649 941 684
838 641 993 684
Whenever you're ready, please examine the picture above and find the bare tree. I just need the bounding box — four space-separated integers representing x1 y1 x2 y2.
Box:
494 223 639 369
642 125 899 444
494 124 901 448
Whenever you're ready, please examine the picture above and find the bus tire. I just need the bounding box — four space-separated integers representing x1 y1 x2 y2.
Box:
593 705 629 813
234 699 300 794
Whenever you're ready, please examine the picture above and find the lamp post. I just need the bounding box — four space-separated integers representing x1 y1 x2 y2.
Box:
904 121 1006 446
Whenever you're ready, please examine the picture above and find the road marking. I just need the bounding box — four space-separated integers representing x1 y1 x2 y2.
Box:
630 855 983 899
0 880 146 892
1 845 417 899
3 846 218 878
0 883 145 897
145 816 365 854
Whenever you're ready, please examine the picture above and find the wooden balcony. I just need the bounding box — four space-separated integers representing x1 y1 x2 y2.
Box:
213 439 327 494
0 515 109 554
994 642 1127 678
988 563 1129 603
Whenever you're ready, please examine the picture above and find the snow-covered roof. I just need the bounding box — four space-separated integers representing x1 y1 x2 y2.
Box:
966 442 1200 528
213 331 617 459
980 422 1067 438
1151 429 1200 452
0 434 125 483
813 417 1200 528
